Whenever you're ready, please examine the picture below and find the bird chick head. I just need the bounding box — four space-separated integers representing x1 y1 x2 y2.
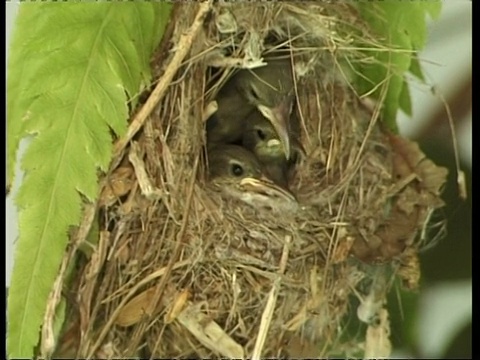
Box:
207 145 297 211
207 144 264 181
236 67 294 110
234 60 295 160
243 116 286 163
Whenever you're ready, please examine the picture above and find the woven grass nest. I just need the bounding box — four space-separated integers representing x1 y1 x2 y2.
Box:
56 2 448 358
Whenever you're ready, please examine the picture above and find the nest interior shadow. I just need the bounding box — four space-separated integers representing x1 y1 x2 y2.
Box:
56 3 448 358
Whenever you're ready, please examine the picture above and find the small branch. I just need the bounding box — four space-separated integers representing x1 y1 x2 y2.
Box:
40 203 97 358
252 235 291 360
112 0 213 160
128 141 163 200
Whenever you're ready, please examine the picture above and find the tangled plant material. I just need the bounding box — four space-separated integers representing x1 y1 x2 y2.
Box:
55 2 448 358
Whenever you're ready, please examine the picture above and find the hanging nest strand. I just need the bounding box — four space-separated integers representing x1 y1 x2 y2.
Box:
55 2 448 358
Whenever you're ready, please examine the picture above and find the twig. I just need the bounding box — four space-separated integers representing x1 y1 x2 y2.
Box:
112 0 213 161
40 255 69 358
40 203 97 358
251 235 291 360
177 302 245 358
128 141 163 200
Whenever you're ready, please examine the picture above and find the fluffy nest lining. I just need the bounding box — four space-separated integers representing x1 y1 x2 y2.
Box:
57 2 448 358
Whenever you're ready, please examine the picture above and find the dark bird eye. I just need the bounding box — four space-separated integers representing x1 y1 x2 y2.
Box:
231 163 244 177
256 129 266 140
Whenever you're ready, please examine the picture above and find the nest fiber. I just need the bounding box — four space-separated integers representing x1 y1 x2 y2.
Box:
55 3 448 358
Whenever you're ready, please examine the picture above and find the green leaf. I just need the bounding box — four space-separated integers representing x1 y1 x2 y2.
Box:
399 78 412 117
6 3 171 357
354 1 442 129
424 1 442 20
153 4 174 50
53 298 67 347
79 211 100 258
409 55 425 81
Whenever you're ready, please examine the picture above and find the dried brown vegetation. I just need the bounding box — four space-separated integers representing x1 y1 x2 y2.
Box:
54 2 448 358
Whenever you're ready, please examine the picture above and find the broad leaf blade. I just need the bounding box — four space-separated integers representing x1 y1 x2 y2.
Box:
6 5 41 187
424 1 442 20
409 55 425 81
399 78 412 116
354 1 442 129
6 3 170 357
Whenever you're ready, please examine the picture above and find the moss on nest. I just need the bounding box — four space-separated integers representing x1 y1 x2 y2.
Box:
55 2 447 358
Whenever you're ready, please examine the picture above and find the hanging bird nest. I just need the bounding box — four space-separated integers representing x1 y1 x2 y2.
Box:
55 2 448 358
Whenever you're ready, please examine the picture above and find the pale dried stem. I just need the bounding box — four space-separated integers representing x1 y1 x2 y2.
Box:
112 0 214 165
40 203 97 358
128 141 163 200
252 235 292 360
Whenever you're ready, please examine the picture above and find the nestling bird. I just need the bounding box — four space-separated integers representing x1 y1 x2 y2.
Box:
206 58 295 159
207 144 298 212
243 109 305 189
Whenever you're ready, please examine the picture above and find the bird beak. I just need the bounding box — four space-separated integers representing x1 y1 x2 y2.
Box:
239 177 297 204
258 100 292 160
